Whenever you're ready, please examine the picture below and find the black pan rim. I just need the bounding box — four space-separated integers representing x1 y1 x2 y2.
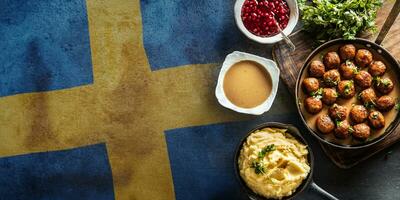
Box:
233 122 314 200
295 38 400 149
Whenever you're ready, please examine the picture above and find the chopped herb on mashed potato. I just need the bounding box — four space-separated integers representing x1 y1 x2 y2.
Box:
238 128 310 199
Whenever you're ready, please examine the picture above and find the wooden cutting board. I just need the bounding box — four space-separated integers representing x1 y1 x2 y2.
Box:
272 1 400 168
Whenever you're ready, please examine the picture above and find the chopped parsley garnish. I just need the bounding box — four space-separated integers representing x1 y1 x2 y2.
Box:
343 81 353 95
346 60 358 74
346 60 360 75
374 77 391 87
251 161 265 174
364 101 376 109
251 144 276 175
336 120 343 127
348 126 355 133
381 79 391 87
325 78 338 86
344 89 351 95
371 112 379 119
310 88 323 99
352 66 360 75
373 76 381 84
357 92 362 100
258 144 276 159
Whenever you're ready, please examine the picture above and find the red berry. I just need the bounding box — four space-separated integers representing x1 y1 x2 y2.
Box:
241 0 290 36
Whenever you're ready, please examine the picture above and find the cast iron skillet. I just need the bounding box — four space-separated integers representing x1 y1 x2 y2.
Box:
234 122 339 200
295 38 400 149
295 2 400 149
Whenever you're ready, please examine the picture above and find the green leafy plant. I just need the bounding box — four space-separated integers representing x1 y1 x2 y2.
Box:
297 0 383 42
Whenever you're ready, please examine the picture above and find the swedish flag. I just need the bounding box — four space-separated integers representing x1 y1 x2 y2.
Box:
0 0 295 199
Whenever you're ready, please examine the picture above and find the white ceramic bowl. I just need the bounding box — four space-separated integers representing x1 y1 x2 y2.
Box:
234 0 299 44
215 51 280 115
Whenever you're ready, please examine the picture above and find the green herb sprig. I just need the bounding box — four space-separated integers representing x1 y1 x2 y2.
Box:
395 98 400 111
250 161 265 174
297 0 383 42
324 78 338 86
310 88 323 99
364 101 376 109
345 60 359 75
373 76 391 88
343 81 353 95
395 103 400 111
371 112 379 119
251 144 276 175
381 79 391 87
348 126 355 133
258 144 276 159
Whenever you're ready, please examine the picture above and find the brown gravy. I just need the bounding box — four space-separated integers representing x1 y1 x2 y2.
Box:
223 60 272 108
298 44 400 146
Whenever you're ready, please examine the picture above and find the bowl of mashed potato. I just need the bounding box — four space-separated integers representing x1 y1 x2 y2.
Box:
234 122 323 200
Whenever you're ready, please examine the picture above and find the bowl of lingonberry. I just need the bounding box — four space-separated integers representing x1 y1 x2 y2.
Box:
234 0 298 44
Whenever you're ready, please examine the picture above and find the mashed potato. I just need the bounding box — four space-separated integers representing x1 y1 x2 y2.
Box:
238 128 310 199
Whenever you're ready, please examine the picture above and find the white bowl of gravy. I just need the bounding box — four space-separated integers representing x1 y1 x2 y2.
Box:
215 51 280 115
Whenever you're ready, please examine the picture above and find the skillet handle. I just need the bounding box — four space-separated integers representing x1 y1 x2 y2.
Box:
310 181 339 200
375 0 400 45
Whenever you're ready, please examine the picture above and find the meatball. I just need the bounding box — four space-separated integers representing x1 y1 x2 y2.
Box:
329 103 347 121
322 88 338 105
350 105 368 123
376 95 395 112
375 77 394 94
339 44 356 60
368 111 385 129
304 97 323 114
323 52 341 69
337 80 355 99
334 120 351 139
352 123 371 141
355 49 373 68
316 114 335 134
323 69 341 87
359 88 377 108
368 61 386 76
309 60 326 78
339 61 358 79
302 77 320 94
354 71 372 89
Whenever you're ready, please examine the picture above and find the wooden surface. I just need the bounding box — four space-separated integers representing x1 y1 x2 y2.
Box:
272 1 400 168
